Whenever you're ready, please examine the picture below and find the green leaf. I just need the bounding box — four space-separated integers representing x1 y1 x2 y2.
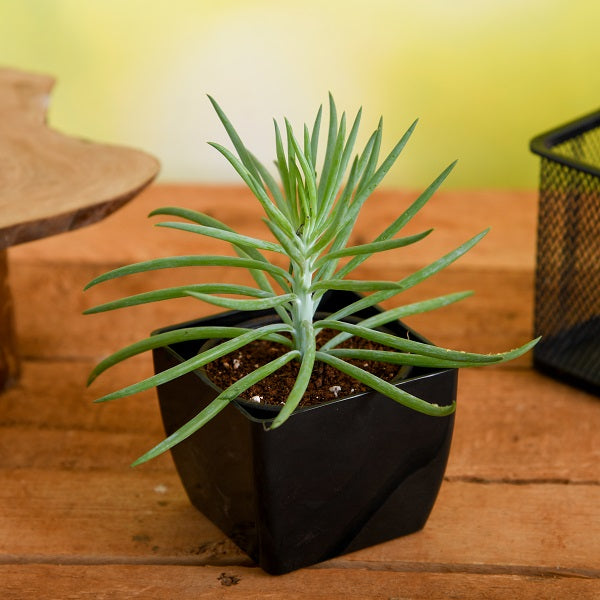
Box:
356 118 418 202
289 157 310 222
87 326 292 385
325 229 489 321
314 229 432 268
324 348 488 369
148 206 271 265
208 142 296 238
155 221 283 253
185 291 296 312
270 320 316 429
310 279 402 293
321 291 473 351
316 319 540 364
317 93 339 203
332 162 456 282
285 119 318 215
273 120 294 215
318 112 346 216
248 151 288 216
311 156 360 251
207 95 262 182
355 117 382 194
131 349 300 466
83 284 273 314
319 118 417 279
84 255 292 290
148 207 293 311
310 104 323 170
262 218 304 267
315 319 501 363
320 107 362 220
149 206 234 231
94 323 292 403
316 351 456 416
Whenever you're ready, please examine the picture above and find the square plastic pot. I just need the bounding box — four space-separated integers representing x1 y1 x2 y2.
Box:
152 290 457 574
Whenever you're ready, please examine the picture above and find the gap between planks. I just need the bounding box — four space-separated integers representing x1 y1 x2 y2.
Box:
1 555 598 580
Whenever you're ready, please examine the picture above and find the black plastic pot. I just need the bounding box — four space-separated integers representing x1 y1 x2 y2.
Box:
152 290 457 574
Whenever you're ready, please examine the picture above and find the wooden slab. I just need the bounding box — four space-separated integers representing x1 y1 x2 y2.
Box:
0 68 160 249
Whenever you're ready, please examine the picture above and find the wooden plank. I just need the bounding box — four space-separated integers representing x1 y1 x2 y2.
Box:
0 468 248 565
8 185 538 270
448 368 600 483
1 564 599 600
2 358 598 482
0 467 597 574
9 261 535 360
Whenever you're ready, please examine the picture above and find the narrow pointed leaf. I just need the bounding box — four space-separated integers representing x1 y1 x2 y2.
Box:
270 321 316 429
317 93 339 203
321 291 473 351
208 142 295 237
321 107 362 219
155 221 283 253
185 291 296 312
310 104 323 169
85 255 292 290
94 324 292 403
319 112 347 216
84 284 272 314
316 351 455 416
87 325 292 385
356 118 418 202
325 348 489 369
310 279 402 292
332 161 456 281
207 95 262 181
285 119 317 214
249 151 288 215
131 350 300 466
325 229 490 321
316 319 539 364
149 206 293 307
314 229 432 268
262 218 304 267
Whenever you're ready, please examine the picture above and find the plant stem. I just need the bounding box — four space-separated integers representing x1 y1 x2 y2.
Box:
292 238 317 357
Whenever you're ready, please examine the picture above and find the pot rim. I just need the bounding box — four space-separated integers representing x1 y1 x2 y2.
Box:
153 308 456 424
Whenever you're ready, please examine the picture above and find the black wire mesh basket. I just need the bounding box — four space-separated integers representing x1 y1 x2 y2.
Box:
530 109 600 394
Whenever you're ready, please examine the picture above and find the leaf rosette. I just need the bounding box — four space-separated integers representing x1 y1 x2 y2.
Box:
85 95 538 465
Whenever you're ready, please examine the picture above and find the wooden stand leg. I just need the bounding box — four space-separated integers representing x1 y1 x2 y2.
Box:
0 250 20 391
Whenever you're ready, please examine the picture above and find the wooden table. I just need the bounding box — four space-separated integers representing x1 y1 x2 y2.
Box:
1 185 599 599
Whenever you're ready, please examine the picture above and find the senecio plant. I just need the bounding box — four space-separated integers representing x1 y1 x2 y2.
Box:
85 95 537 465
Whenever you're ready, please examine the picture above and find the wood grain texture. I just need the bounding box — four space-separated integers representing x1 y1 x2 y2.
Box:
0 250 19 389
2 184 599 599
0 68 160 249
2 565 598 600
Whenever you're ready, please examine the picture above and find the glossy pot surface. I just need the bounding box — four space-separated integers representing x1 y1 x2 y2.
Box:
153 291 457 574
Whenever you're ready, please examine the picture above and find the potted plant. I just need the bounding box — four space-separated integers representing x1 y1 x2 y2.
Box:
84 95 537 574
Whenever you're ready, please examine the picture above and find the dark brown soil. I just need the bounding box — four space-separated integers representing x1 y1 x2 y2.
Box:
204 329 401 408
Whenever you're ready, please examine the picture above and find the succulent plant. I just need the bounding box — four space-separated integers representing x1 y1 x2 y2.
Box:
84 94 538 465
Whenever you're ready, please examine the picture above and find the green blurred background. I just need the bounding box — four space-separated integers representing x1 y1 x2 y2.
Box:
1 0 598 188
